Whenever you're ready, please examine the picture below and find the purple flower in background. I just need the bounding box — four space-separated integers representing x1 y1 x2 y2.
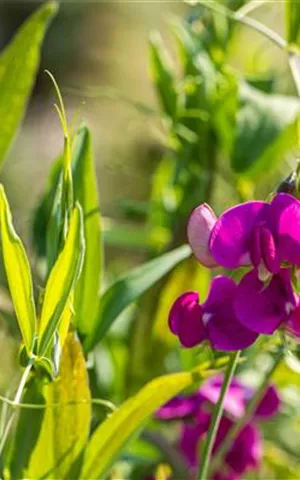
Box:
157 375 281 480
188 193 300 275
234 267 298 335
169 276 258 351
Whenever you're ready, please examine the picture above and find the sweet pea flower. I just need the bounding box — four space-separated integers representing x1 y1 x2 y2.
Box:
156 375 280 480
169 276 258 351
188 193 300 275
234 267 299 335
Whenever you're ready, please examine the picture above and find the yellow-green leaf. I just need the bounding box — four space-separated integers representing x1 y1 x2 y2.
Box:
0 1 58 167
72 126 102 335
80 358 228 479
0 185 36 353
38 204 85 355
28 333 91 479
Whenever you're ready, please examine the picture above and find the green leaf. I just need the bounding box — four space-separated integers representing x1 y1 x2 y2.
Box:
9 379 45 480
84 244 191 352
28 333 91 479
0 1 58 167
79 358 228 479
149 32 178 119
38 204 85 356
0 185 36 353
72 126 102 336
231 83 300 173
286 0 300 47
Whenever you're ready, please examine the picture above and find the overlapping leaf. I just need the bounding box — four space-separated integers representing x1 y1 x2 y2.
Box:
38 204 85 355
28 333 91 479
0 186 36 353
80 358 228 479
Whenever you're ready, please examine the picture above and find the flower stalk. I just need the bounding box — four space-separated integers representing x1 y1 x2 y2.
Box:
209 345 285 476
197 350 241 480
0 357 34 457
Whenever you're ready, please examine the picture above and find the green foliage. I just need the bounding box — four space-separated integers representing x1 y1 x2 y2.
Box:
84 244 192 352
0 1 58 167
8 379 45 480
0 3 300 479
72 126 102 336
285 0 300 47
28 333 91 479
0 185 36 354
231 83 300 174
80 358 227 479
38 204 85 356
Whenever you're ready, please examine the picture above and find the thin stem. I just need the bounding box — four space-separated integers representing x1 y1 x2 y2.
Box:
0 359 34 456
210 346 284 475
0 394 117 412
189 0 287 49
197 350 241 480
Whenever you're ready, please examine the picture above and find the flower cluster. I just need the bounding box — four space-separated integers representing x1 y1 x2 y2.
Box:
157 375 281 480
170 193 300 351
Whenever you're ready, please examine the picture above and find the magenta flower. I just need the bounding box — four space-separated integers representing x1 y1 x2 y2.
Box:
157 375 280 480
169 276 258 351
234 267 298 335
188 193 300 274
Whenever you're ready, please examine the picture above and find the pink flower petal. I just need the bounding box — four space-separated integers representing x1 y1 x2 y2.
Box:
187 204 218 267
210 201 269 269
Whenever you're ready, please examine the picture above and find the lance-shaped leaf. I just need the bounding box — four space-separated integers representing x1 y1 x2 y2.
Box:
9 379 45 480
28 333 91 479
149 32 178 120
286 0 300 47
72 126 102 335
0 1 58 167
84 244 191 352
0 186 36 353
38 204 85 356
80 358 228 479
231 83 300 174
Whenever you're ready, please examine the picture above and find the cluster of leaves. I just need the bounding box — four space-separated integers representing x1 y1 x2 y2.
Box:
0 1 300 480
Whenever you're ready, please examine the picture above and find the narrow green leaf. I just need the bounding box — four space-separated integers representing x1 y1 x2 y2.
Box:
80 358 228 479
286 0 300 47
9 379 45 480
28 333 91 479
84 244 191 352
72 126 102 335
0 185 36 353
0 1 58 167
149 32 178 119
231 83 300 173
38 204 85 356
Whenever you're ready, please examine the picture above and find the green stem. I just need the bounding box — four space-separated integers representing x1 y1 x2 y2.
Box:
198 350 241 480
0 358 34 456
210 346 284 476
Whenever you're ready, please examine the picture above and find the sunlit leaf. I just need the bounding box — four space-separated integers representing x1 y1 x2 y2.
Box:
285 0 300 47
0 1 58 167
38 204 85 355
84 244 192 352
0 185 36 353
9 379 45 479
28 333 91 479
80 358 228 479
72 126 102 336
231 83 300 173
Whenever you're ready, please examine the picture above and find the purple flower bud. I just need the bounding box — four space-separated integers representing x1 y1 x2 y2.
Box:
187 204 218 267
